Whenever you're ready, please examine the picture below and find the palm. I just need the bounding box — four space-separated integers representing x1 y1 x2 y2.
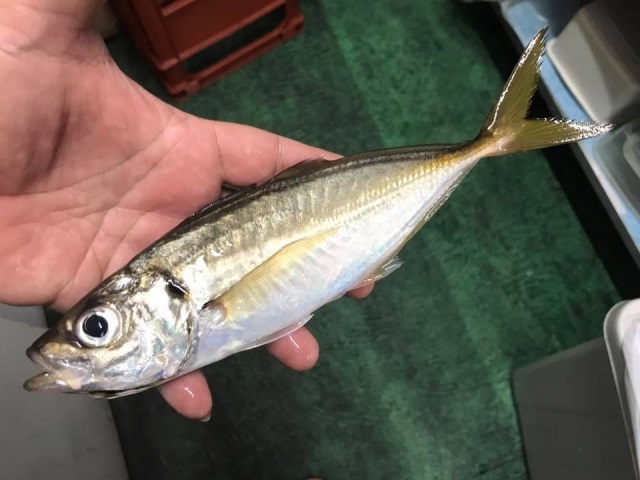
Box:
1 49 195 308
0 24 291 310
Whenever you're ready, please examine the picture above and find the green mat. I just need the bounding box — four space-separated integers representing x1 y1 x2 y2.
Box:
107 1 620 479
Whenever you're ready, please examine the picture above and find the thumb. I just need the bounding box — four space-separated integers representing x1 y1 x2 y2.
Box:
0 0 106 50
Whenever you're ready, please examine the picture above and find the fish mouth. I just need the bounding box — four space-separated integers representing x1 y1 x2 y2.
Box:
23 347 80 393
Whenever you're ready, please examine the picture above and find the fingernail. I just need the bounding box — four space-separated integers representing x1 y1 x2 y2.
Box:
197 413 211 422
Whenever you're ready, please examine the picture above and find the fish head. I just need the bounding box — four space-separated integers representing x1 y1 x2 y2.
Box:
24 268 195 396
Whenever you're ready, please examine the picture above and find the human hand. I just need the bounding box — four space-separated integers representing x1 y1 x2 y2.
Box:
0 0 373 420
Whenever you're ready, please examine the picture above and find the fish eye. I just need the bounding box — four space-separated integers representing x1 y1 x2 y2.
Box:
75 307 120 348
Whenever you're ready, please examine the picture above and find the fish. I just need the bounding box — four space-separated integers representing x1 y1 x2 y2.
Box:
24 28 612 398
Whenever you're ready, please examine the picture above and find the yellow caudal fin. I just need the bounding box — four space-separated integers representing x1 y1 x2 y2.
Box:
478 27 613 157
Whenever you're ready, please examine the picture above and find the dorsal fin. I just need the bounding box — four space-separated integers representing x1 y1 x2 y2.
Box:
172 184 256 231
220 182 245 193
170 159 335 232
269 158 335 182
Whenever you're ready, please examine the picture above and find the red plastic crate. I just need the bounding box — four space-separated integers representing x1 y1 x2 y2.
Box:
109 0 304 98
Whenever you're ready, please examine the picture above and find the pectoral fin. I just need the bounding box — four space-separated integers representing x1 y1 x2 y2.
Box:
197 229 338 357
210 228 338 323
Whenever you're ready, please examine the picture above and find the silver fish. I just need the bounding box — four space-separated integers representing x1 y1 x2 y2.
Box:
24 28 612 398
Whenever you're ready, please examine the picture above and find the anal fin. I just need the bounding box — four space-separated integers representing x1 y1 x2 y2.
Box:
353 256 403 289
240 314 314 351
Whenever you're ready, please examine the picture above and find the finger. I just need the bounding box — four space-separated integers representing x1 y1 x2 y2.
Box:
211 121 341 186
346 283 375 299
157 370 213 421
266 327 319 371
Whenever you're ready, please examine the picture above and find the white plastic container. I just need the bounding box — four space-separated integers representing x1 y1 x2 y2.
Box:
604 299 640 478
548 0 640 125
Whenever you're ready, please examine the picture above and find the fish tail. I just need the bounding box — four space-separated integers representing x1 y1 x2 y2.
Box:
476 27 613 157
